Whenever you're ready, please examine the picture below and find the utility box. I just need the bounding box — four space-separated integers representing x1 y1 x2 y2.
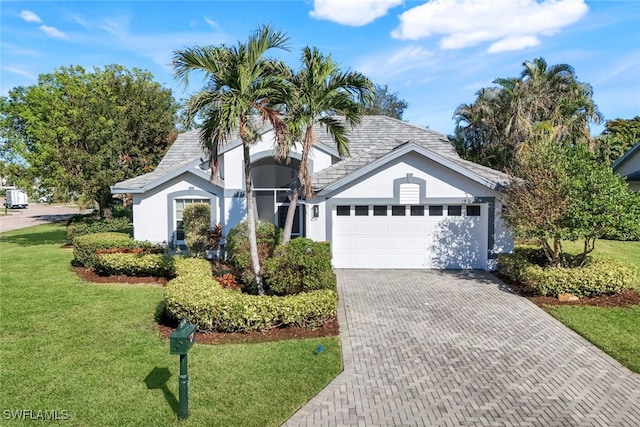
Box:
169 320 196 355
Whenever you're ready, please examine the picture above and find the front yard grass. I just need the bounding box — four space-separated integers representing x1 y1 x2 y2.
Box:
0 223 341 426
542 239 640 373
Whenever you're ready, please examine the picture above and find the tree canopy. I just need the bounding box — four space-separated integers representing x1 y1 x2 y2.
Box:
593 116 640 165
360 83 408 120
0 65 178 214
501 140 637 266
452 57 602 170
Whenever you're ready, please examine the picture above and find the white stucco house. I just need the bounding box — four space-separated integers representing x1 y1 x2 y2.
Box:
613 141 640 192
111 115 513 270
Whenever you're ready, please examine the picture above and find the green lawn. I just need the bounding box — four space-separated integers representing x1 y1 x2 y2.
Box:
561 239 640 290
544 239 640 373
0 224 341 426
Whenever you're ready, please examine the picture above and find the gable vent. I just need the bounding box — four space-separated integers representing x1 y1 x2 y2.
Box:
399 183 420 204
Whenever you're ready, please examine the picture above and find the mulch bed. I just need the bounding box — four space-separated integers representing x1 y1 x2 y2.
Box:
73 266 339 344
158 317 339 345
74 267 168 285
494 272 640 308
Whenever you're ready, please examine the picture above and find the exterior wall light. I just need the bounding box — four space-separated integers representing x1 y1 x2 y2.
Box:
313 205 319 218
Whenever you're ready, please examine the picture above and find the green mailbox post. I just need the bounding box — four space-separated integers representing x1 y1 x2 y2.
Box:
169 319 196 420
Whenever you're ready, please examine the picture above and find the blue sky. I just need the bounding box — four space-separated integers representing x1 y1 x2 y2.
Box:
1 0 639 135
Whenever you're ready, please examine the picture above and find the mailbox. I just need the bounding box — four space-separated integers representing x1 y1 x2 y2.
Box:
169 320 196 355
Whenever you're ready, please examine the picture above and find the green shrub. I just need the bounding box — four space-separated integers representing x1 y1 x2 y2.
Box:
164 274 337 333
162 237 337 333
66 217 131 244
521 258 636 297
94 253 175 277
225 220 282 285
182 203 211 257
499 248 637 297
72 232 136 268
263 238 336 295
173 257 212 279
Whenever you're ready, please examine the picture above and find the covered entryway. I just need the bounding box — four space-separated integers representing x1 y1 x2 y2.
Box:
331 203 487 269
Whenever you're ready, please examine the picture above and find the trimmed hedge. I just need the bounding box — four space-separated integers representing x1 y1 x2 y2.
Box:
263 238 336 295
499 247 637 297
73 232 136 268
163 258 337 333
225 220 282 285
174 257 212 279
66 217 131 244
94 253 175 277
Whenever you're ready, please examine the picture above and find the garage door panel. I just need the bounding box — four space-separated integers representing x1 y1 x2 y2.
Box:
352 221 372 234
371 238 388 249
388 222 407 234
389 237 407 250
352 237 371 250
332 204 486 269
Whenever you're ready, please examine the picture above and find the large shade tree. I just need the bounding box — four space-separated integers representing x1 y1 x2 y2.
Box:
502 139 637 267
452 57 602 170
0 65 178 216
172 25 290 294
279 47 373 244
360 83 407 120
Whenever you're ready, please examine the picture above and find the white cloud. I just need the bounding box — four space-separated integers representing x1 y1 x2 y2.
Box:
39 25 68 39
310 0 403 26
99 16 131 36
487 35 541 53
1 43 43 57
392 0 588 53
355 45 439 81
204 17 220 30
2 66 37 80
20 10 42 23
70 13 91 29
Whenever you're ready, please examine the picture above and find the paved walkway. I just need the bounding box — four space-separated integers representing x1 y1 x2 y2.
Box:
284 270 640 426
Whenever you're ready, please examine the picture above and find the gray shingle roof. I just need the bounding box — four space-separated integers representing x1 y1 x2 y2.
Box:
156 130 203 169
112 115 509 193
311 116 509 190
313 115 458 158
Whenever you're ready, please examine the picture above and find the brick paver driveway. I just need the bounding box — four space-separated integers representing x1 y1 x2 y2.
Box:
285 270 640 426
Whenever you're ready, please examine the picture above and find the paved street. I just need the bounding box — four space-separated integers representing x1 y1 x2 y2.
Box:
285 270 640 426
0 200 82 233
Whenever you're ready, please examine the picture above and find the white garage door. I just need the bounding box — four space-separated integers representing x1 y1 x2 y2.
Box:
331 204 487 269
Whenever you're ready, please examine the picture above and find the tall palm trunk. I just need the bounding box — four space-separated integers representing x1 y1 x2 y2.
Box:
282 126 313 244
243 143 264 294
281 190 299 244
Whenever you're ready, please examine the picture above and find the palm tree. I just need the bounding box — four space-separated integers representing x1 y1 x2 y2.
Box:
519 57 602 145
172 25 290 294
453 57 602 170
279 47 372 244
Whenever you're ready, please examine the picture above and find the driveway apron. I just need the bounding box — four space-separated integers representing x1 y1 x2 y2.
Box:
284 270 640 426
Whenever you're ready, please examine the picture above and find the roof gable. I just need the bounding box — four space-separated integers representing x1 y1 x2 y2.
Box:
111 159 221 194
313 142 510 196
612 141 640 172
